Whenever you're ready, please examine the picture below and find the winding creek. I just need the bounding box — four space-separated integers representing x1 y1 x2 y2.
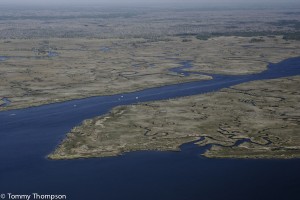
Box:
0 57 300 200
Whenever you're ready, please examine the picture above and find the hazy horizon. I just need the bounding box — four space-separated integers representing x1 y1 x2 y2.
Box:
1 0 300 7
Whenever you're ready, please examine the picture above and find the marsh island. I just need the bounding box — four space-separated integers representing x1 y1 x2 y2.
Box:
0 5 299 160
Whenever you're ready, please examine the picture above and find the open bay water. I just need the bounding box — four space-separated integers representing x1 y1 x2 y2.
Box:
0 57 300 200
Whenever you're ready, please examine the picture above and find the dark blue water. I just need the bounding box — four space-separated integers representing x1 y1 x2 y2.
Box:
0 57 300 200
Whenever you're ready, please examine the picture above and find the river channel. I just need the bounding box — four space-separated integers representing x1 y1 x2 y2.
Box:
0 57 300 200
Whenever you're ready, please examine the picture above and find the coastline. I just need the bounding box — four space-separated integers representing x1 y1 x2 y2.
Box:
48 57 300 160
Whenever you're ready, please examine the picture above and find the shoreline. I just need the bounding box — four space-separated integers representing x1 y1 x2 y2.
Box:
48 57 300 160
0 75 212 112
1 36 299 112
2 55 299 113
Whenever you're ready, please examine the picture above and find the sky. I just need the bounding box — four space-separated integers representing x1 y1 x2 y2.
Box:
0 0 298 4
0 0 299 7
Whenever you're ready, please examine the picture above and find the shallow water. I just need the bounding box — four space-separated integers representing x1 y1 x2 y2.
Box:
0 98 11 107
47 51 59 57
0 57 300 200
0 56 8 61
100 47 111 52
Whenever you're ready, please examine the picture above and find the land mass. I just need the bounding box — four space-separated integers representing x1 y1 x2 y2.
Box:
1 36 300 111
1 7 300 111
49 76 300 159
1 6 299 159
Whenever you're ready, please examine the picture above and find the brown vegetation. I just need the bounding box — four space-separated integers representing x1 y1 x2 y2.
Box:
49 76 300 159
